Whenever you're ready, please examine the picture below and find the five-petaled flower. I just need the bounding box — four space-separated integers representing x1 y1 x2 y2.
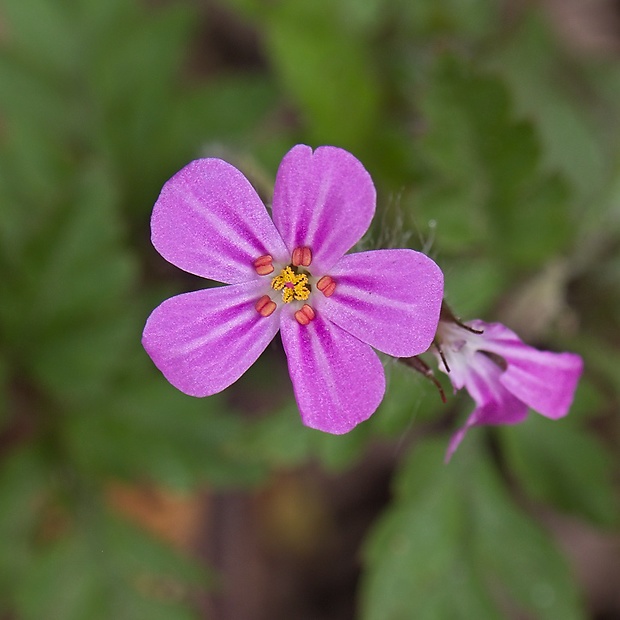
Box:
142 145 444 433
434 313 583 460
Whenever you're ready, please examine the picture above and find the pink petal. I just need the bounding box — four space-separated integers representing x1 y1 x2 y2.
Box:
279 310 385 434
462 354 531 426
477 322 584 418
500 351 583 419
151 159 288 284
142 282 280 396
272 145 376 274
446 355 529 461
317 249 443 357
445 422 474 462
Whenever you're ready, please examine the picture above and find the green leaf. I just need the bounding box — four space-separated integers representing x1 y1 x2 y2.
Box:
173 75 278 144
87 3 194 107
411 182 488 253
417 55 574 267
262 1 381 149
233 403 314 472
467 444 586 620
0 354 7 426
0 0 80 76
495 173 570 266
232 399 371 474
442 257 506 318
65 361 257 489
360 439 587 620
15 511 205 620
361 441 501 620
404 0 498 40
0 72 72 226
0 447 50 607
314 421 371 471
492 14 610 203
0 52 75 141
501 415 618 526
2 164 138 403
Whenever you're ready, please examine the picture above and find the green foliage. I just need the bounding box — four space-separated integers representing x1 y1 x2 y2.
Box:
231 399 373 474
260 0 382 150
416 56 573 268
401 0 497 40
361 439 587 620
0 0 618 617
64 365 258 489
492 14 612 204
502 411 618 527
15 511 205 620
0 448 49 606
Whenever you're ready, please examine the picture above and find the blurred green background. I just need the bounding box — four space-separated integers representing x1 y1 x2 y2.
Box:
1 0 619 618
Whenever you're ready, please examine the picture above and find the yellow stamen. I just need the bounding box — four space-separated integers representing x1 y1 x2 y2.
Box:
271 266 311 303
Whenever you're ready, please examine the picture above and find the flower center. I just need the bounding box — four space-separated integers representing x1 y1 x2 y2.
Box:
271 266 311 303
252 248 336 325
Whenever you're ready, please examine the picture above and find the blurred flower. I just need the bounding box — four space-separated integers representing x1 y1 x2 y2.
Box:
143 145 443 433
435 312 583 460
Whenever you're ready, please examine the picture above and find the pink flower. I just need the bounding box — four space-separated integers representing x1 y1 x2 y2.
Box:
435 316 583 459
142 145 444 433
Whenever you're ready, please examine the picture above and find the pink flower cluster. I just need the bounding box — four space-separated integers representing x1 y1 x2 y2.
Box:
142 144 583 454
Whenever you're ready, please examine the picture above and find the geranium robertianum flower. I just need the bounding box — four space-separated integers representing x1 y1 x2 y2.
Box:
142 145 444 433
434 310 583 459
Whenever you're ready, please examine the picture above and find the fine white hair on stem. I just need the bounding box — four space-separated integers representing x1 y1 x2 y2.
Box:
356 191 439 257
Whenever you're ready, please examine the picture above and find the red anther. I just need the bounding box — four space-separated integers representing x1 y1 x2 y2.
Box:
323 282 336 297
316 275 331 291
255 295 277 317
316 275 336 297
292 246 312 267
294 304 315 325
300 304 315 320
253 254 274 276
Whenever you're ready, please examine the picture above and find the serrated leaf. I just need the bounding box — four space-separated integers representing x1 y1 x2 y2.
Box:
501 416 618 526
360 439 587 620
467 445 586 620
417 55 574 267
361 441 501 620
